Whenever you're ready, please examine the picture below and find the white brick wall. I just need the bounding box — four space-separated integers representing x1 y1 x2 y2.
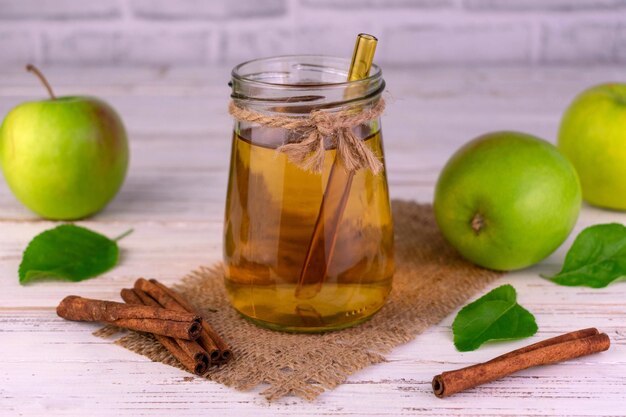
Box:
43 31 211 66
542 21 625 63
382 24 532 65
0 0 625 68
0 0 120 19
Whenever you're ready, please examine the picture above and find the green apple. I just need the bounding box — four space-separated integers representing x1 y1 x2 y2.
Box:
558 83 626 210
0 65 128 220
434 132 581 271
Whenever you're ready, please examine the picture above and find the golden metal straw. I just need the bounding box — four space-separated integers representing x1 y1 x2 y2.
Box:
347 34 378 81
295 34 378 300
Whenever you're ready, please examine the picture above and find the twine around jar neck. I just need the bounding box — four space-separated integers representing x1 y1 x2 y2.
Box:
228 98 386 174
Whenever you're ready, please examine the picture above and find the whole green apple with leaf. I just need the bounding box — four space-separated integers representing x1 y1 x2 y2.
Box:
0 65 128 220
434 131 582 271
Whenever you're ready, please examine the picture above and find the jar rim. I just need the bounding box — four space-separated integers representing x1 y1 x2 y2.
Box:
230 55 384 110
231 54 382 89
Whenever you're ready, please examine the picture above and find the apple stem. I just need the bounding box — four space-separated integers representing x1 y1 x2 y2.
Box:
113 228 134 242
471 213 485 234
26 64 56 100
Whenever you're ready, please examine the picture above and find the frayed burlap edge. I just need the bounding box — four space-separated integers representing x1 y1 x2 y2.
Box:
95 200 502 401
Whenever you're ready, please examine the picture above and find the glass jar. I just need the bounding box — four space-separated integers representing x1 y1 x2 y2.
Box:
224 55 394 332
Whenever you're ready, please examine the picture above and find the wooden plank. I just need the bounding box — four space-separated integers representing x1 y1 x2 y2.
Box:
0 307 623 417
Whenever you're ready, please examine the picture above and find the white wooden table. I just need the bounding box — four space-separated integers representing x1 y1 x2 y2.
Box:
1 66 624 416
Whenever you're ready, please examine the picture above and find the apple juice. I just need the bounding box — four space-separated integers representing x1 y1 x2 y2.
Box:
223 126 394 332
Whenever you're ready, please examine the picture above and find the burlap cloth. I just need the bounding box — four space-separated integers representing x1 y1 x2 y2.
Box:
97 200 502 401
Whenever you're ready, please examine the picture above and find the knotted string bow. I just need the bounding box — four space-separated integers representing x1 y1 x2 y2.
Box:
228 99 385 174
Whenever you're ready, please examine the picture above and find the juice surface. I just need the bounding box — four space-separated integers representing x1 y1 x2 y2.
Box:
223 127 394 332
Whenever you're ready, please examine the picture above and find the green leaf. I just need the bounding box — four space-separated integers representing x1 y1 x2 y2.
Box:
544 223 626 288
19 224 127 285
452 284 538 352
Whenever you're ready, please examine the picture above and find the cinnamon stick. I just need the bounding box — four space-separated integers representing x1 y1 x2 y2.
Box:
57 295 202 340
120 288 209 375
134 279 220 362
432 328 610 398
121 288 209 362
485 327 600 363
145 278 230 361
135 278 231 362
